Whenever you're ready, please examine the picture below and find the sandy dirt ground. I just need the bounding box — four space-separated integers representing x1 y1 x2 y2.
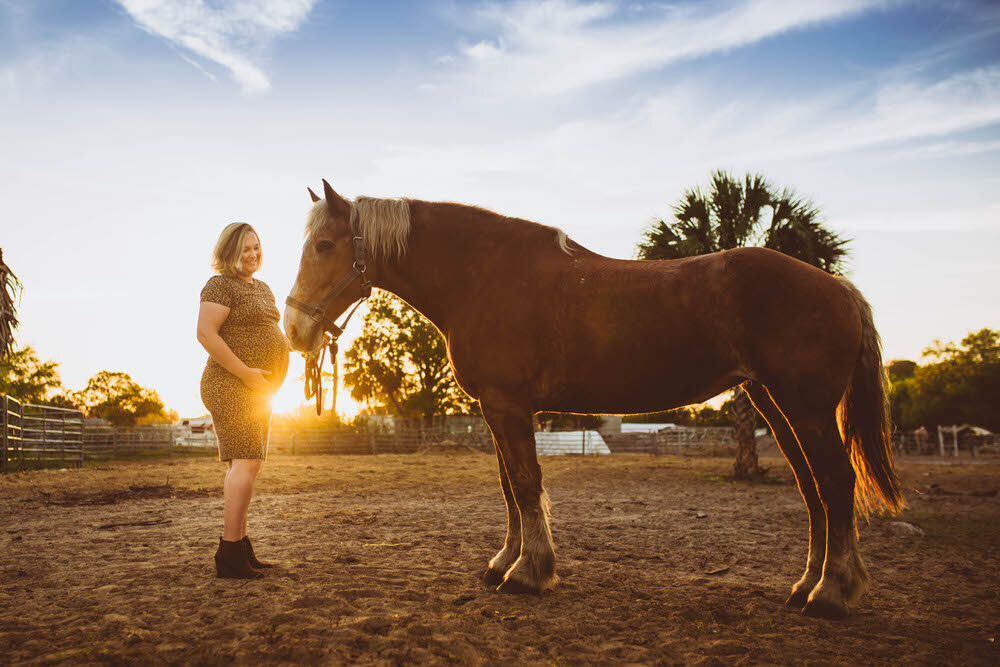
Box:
1 452 998 665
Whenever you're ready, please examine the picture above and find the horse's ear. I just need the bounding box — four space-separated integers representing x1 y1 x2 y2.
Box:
307 187 320 203
322 179 351 219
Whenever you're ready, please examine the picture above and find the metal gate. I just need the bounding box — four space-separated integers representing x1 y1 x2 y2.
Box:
1 395 84 472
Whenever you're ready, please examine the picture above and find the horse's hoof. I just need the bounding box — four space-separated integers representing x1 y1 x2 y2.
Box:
801 598 848 620
496 576 541 595
785 590 810 609
482 568 505 587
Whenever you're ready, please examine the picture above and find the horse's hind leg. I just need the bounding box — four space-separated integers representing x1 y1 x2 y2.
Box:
780 405 869 619
480 394 557 593
483 438 522 587
742 382 825 608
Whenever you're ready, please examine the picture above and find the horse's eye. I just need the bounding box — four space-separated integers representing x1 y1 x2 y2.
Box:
315 240 334 253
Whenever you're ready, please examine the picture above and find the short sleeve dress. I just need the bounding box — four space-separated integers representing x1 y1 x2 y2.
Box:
200 275 290 461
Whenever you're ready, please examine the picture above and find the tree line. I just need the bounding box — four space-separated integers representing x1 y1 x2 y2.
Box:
888 329 1000 432
0 346 175 426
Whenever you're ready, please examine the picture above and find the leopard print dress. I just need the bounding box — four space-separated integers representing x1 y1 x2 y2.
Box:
200 275 289 461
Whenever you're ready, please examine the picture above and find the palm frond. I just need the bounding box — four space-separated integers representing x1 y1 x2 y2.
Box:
764 191 850 274
0 249 22 361
638 172 851 275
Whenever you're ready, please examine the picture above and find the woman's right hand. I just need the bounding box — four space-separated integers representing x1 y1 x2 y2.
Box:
240 367 273 392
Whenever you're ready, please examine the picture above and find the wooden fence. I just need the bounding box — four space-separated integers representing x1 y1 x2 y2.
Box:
603 427 737 455
0 395 761 470
82 425 187 459
2 396 84 471
267 424 738 457
1 396 223 472
268 424 495 455
893 427 996 457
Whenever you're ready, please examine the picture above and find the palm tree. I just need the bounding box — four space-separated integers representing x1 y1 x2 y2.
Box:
638 170 850 479
0 249 21 362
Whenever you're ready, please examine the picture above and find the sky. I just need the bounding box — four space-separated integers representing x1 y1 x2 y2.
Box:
1 0 998 419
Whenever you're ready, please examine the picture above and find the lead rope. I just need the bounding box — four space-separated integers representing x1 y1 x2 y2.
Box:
302 297 366 416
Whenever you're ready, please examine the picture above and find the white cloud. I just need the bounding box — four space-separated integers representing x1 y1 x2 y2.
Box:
450 0 888 96
461 40 503 60
734 65 1000 161
890 138 1000 159
371 61 1000 253
115 0 317 93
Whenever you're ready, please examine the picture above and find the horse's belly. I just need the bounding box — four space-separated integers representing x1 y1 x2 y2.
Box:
537 358 745 415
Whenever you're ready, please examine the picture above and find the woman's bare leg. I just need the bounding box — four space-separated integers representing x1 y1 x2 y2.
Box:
223 459 263 541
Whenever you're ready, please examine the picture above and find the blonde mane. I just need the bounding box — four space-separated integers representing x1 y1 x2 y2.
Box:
305 196 572 259
305 196 411 261
552 227 571 255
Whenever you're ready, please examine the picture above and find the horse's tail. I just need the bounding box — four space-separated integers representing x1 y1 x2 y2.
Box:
836 277 906 519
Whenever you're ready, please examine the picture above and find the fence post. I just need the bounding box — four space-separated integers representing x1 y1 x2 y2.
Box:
953 425 959 457
1 396 7 474
38 407 46 467
937 425 944 457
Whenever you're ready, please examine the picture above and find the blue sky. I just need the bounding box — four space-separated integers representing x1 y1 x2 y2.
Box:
1 0 998 417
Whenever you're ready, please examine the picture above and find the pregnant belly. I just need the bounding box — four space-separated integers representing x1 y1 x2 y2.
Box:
222 325 290 391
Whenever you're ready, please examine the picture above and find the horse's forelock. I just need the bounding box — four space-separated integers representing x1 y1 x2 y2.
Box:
304 199 332 239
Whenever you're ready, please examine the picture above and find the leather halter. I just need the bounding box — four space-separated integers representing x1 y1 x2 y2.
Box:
285 206 372 415
285 208 372 339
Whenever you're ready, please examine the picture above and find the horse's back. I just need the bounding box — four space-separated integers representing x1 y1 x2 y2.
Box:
716 247 863 402
447 243 861 412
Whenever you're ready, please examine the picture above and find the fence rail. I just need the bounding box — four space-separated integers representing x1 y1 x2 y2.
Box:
9 391 990 472
604 427 737 455
268 426 495 455
0 397 741 471
893 427 996 457
2 397 84 471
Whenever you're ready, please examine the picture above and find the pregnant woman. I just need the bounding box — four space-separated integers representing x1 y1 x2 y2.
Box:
196 222 289 578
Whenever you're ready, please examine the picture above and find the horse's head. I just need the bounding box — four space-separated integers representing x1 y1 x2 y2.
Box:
284 180 372 352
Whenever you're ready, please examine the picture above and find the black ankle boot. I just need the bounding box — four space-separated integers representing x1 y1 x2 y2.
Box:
215 538 264 579
242 535 274 569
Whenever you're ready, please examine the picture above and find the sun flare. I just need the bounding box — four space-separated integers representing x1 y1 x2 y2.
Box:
271 373 361 420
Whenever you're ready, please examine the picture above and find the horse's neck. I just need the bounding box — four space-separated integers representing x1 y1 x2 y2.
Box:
373 201 536 331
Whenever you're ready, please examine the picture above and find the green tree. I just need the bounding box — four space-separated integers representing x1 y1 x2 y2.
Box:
637 170 850 480
0 345 66 405
343 291 475 423
75 370 170 426
887 359 917 381
891 329 1000 431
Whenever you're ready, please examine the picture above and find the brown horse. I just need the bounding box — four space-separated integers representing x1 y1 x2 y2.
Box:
284 180 905 619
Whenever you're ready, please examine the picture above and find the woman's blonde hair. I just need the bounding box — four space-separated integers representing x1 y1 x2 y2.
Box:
211 222 261 277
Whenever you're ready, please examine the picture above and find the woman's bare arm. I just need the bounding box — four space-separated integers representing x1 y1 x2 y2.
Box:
197 302 272 392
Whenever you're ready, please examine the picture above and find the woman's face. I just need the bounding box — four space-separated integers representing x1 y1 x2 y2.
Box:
238 231 262 276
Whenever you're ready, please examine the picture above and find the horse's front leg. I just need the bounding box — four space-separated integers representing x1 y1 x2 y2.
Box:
481 396 557 593
483 438 522 587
